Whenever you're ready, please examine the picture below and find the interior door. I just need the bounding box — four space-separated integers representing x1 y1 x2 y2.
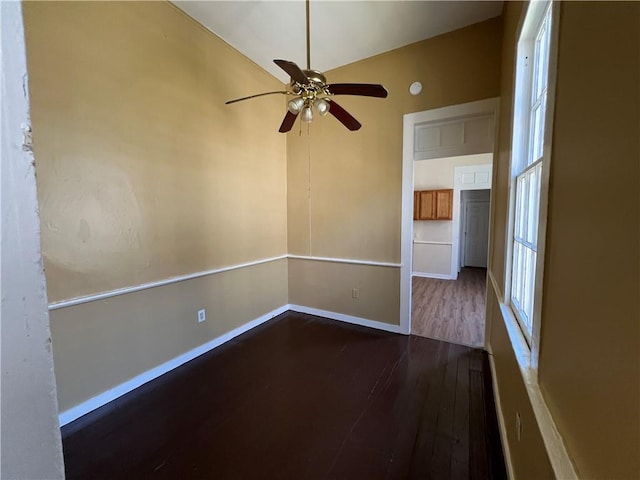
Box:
463 201 490 267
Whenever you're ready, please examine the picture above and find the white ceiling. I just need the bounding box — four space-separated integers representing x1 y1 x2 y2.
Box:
173 1 503 83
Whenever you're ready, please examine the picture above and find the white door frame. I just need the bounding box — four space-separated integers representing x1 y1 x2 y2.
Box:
452 165 493 274
400 98 499 336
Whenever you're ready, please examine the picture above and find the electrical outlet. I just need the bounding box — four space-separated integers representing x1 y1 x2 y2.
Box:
351 288 359 299
515 412 522 442
197 309 206 323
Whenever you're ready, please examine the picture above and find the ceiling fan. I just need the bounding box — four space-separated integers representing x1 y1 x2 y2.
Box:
225 0 388 133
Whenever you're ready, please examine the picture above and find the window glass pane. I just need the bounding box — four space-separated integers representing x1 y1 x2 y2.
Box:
530 97 546 164
532 163 542 243
515 175 525 239
533 8 552 102
512 241 523 308
511 240 536 336
524 246 536 329
526 165 541 246
534 19 549 99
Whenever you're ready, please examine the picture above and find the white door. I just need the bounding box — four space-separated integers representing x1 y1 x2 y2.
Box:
463 201 490 267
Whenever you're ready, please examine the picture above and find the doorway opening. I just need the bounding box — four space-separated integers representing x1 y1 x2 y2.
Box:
411 157 492 347
459 189 491 269
400 98 498 348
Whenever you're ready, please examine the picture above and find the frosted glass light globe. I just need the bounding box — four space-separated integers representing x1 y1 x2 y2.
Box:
287 97 304 114
301 106 313 123
314 98 330 116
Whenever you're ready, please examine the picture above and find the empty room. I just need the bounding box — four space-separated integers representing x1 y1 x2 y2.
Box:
2 1 638 479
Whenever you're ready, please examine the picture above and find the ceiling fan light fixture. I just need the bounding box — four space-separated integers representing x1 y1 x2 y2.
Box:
301 106 313 123
288 97 304 114
314 98 330 116
225 0 387 133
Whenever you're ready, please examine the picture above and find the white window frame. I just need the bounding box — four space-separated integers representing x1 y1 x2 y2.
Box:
505 0 559 370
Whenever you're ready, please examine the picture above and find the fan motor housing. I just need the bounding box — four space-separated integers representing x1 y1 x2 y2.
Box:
301 69 326 86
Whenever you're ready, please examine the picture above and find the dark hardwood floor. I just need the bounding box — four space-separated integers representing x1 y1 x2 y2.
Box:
61 311 506 479
412 268 487 348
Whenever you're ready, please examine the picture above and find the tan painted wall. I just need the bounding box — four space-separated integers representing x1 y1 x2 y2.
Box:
487 2 640 478
536 3 639 478
51 259 288 411
24 1 288 412
24 1 288 303
487 291 555 479
288 259 399 325
287 18 502 323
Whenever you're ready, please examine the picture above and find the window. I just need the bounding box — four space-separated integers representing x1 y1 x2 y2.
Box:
509 2 556 343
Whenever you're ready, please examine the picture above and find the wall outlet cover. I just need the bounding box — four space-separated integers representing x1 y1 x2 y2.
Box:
198 309 206 323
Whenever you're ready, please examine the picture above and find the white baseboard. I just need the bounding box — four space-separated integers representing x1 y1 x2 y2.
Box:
288 304 404 334
58 303 406 426
412 271 455 280
488 353 515 480
58 304 289 426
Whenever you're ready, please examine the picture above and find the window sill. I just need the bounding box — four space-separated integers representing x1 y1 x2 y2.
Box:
488 271 578 479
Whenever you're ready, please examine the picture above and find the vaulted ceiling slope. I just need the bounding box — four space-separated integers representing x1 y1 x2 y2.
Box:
173 1 503 82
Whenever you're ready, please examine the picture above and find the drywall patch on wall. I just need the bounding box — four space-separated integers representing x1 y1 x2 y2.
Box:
0 2 65 477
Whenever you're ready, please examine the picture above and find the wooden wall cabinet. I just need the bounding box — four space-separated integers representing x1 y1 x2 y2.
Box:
413 189 453 220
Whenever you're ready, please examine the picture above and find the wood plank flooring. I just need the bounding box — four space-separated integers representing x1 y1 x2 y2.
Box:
412 268 487 348
61 311 506 479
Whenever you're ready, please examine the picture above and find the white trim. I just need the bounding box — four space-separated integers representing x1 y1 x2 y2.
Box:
288 304 404 334
412 272 455 280
451 164 493 277
401 98 499 336
58 302 406 426
49 255 288 311
58 304 290 426
49 254 401 311
401 110 416 334
529 0 560 371
488 353 515 480
287 255 401 269
487 271 577 479
412 240 453 246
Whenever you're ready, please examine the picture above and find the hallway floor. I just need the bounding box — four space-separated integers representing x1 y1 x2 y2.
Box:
61 311 505 479
411 268 487 348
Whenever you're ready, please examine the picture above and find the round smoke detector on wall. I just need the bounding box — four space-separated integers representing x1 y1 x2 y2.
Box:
409 82 423 96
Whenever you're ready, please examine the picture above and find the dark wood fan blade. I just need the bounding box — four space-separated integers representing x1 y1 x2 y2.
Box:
225 91 291 105
279 111 299 133
274 59 309 85
327 100 361 131
327 83 388 98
